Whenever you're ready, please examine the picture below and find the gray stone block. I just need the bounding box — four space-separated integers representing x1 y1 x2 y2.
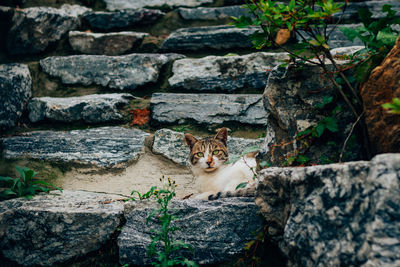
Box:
28 93 134 123
0 190 124 266
0 63 32 130
103 0 213 11
150 93 268 125
169 52 288 92
39 53 184 90
7 4 91 55
83 9 164 30
178 5 252 21
1 127 149 167
160 25 258 51
119 198 262 265
69 31 148 55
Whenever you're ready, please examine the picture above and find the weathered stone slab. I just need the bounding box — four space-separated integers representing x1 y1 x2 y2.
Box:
0 190 124 266
330 46 364 57
119 198 262 266
1 127 149 167
28 93 134 123
39 53 184 90
7 4 91 55
83 9 165 31
255 153 400 267
0 63 32 131
69 31 148 55
160 25 258 52
152 128 266 166
150 93 268 125
104 0 213 11
178 5 251 21
169 52 288 92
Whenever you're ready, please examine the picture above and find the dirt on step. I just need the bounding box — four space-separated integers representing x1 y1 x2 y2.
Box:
52 150 197 199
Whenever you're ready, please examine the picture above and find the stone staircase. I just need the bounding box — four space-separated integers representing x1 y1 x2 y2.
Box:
1 0 399 266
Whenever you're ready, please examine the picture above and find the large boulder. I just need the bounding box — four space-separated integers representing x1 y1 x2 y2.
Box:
39 53 184 90
119 198 262 266
7 4 91 55
360 35 400 155
83 9 164 31
0 63 32 131
152 128 266 166
28 93 134 123
255 153 400 267
150 93 268 126
0 190 124 266
169 52 288 92
103 0 213 11
69 31 148 55
261 59 364 166
1 127 149 167
160 25 258 52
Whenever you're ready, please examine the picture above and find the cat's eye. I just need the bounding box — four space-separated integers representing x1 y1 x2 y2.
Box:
196 152 204 157
212 150 219 155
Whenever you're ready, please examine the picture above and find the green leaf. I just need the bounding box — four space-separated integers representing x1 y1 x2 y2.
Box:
15 166 25 182
33 180 63 192
0 176 14 184
324 117 339 132
296 155 310 164
1 189 17 196
376 30 397 46
358 7 373 27
259 161 270 168
315 124 325 137
235 182 248 190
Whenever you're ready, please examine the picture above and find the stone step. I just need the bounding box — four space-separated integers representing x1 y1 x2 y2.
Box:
103 0 213 11
83 9 165 31
0 63 32 131
1 127 149 167
39 53 184 90
160 25 257 52
69 31 149 56
150 93 268 126
169 52 288 92
27 93 134 124
120 198 261 266
7 4 91 55
152 128 266 166
177 5 252 21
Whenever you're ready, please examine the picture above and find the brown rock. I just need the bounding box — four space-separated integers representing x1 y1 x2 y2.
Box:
360 35 400 154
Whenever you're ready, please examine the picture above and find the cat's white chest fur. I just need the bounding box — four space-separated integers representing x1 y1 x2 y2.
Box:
192 156 257 199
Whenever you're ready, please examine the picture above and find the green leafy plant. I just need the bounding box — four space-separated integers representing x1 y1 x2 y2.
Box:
382 97 400 114
0 166 62 200
130 177 198 267
340 4 400 83
172 125 191 133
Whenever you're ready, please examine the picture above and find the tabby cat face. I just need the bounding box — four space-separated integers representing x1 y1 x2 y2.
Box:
184 128 229 173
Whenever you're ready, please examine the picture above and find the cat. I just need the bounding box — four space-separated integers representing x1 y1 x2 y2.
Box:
184 127 258 200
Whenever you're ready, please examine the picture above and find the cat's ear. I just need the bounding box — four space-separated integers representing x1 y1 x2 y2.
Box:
214 127 228 146
184 133 198 150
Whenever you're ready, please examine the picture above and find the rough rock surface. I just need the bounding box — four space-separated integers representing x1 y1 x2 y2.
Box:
40 53 184 90
28 93 134 123
0 63 32 130
104 0 213 11
360 35 400 155
178 5 251 21
262 61 363 166
7 4 91 55
1 127 149 167
152 128 266 166
150 93 268 126
160 25 258 52
255 153 400 267
83 9 164 31
169 52 288 92
119 198 262 266
69 31 148 55
0 190 124 266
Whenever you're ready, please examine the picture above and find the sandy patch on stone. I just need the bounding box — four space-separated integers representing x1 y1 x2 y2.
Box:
53 150 197 199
